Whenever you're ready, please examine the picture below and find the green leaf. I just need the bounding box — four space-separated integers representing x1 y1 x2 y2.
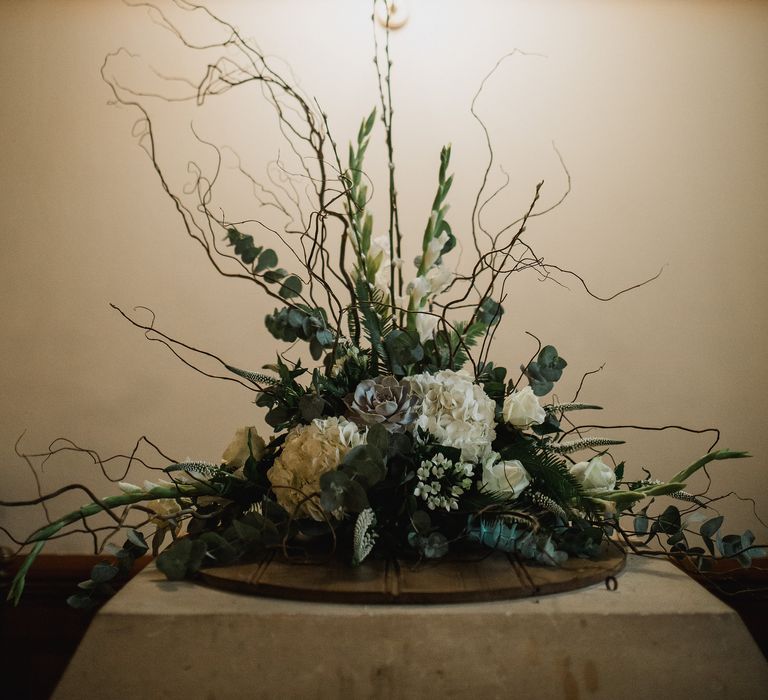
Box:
700 516 724 539
309 336 323 360
263 268 288 284
279 275 303 299
669 450 750 485
90 563 119 584
477 298 504 326
299 394 325 422
343 480 369 513
67 593 97 610
198 533 238 565
656 505 681 535
319 471 351 513
126 529 148 553
367 423 389 456
411 511 431 534
633 513 649 535
256 248 278 272
155 538 207 581
315 328 334 347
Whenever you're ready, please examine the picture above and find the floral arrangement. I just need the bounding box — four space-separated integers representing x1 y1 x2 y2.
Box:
4 1 764 607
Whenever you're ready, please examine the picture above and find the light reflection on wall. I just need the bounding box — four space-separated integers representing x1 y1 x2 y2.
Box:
0 0 766 550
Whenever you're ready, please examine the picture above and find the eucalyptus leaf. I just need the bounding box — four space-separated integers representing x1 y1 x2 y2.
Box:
279 275 303 299
700 516 724 539
90 563 119 584
256 248 278 272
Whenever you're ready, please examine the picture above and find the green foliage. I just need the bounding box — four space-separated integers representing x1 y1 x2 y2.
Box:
499 437 584 513
476 298 504 326
669 450 750 485
279 274 303 300
155 537 207 580
524 345 567 396
318 425 390 516
255 357 311 430
265 306 334 360
408 530 449 559
466 517 568 565
425 321 487 372
225 228 281 275
355 279 393 373
477 362 508 402
67 530 149 609
384 328 424 375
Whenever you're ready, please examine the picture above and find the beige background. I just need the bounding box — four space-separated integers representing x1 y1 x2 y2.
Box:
1 0 766 552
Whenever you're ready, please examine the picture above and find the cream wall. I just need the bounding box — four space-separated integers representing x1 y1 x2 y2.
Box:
1 0 767 552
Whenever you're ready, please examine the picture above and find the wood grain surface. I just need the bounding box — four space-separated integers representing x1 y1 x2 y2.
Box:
198 544 626 603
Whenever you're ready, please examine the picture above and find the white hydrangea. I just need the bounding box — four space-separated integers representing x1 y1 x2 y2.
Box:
405 369 496 462
267 417 367 521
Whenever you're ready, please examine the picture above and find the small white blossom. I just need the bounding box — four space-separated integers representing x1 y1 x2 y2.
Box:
413 453 475 511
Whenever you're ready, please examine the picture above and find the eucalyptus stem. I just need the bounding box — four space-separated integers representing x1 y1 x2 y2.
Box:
7 484 215 605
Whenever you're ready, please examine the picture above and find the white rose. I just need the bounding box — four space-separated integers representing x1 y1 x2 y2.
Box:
481 454 530 498
569 456 616 492
503 386 546 429
221 426 266 470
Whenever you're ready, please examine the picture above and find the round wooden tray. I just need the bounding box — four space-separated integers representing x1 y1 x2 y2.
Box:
198 544 626 604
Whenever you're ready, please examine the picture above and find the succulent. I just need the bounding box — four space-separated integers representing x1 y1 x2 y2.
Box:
346 376 421 433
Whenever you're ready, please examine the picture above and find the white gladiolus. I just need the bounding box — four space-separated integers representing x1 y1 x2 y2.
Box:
424 264 453 295
420 230 449 270
414 311 439 343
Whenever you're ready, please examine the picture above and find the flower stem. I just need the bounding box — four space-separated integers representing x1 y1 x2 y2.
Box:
7 484 214 605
